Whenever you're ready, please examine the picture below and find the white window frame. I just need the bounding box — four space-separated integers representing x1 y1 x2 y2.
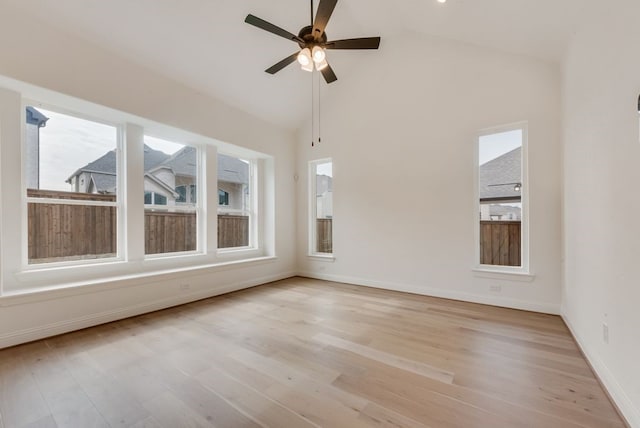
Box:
21 100 125 269
308 158 333 258
217 154 258 252
0 79 273 295
474 122 529 274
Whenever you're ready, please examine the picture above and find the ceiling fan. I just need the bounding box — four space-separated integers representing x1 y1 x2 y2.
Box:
244 0 381 84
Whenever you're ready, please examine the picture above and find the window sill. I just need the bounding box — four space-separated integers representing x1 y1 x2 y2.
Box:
2 256 278 306
472 267 535 282
308 254 335 262
216 247 262 260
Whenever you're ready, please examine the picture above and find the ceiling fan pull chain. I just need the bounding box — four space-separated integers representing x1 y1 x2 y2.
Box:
318 72 322 144
311 70 315 147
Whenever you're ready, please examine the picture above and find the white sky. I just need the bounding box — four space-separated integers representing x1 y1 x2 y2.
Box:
478 129 522 165
38 108 117 191
316 162 332 177
144 135 183 154
35 108 184 191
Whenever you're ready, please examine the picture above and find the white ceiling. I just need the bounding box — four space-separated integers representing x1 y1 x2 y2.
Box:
11 0 590 129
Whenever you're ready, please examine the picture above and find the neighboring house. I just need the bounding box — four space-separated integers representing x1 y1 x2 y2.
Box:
66 145 249 208
25 107 49 190
316 174 332 219
217 153 250 211
479 147 521 221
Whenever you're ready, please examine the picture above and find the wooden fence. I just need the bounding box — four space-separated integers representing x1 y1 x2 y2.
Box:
480 220 521 266
316 218 333 253
145 211 196 255
28 190 117 262
27 190 250 261
218 215 249 249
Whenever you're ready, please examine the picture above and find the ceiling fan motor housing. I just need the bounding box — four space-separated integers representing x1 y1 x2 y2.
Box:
298 25 327 48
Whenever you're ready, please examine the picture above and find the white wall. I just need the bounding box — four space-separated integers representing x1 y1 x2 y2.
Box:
562 2 640 425
0 4 296 348
297 32 563 314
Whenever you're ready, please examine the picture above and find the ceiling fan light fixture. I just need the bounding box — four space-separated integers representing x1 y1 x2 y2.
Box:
312 46 326 63
297 48 312 66
315 58 329 71
245 0 381 84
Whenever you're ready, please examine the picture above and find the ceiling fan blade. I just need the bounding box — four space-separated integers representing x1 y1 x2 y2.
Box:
245 14 304 44
312 0 338 40
325 37 381 50
321 63 338 84
265 52 299 74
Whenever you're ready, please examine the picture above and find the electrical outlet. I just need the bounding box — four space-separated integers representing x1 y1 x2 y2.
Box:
179 283 190 291
489 285 502 293
602 323 609 344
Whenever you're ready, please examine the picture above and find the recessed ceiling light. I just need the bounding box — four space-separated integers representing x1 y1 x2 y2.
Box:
438 0 447 3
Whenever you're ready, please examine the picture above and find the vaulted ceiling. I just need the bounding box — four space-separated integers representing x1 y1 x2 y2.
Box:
10 0 590 129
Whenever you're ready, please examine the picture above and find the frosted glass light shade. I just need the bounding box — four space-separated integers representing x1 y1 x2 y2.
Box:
297 48 312 66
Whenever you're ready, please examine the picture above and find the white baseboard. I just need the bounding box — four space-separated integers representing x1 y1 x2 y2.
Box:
0 271 296 350
562 315 638 428
297 271 561 315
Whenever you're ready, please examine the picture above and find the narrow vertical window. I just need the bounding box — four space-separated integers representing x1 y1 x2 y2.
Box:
25 106 119 264
310 159 333 255
217 154 253 249
143 137 199 255
478 126 526 268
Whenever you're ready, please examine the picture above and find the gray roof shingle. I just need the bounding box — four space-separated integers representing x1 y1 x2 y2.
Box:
68 145 249 192
479 147 522 201
157 146 197 177
67 144 170 185
217 154 249 185
90 173 117 193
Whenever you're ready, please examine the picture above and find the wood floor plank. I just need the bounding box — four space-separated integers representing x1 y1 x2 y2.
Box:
167 379 262 428
0 355 51 427
197 366 320 428
0 277 626 428
313 333 455 384
127 416 164 428
20 415 58 428
358 402 432 428
141 391 213 428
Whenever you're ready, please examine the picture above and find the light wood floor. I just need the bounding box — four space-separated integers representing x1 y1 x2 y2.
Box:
0 277 626 428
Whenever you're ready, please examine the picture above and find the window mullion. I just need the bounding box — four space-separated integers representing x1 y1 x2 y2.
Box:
124 123 145 262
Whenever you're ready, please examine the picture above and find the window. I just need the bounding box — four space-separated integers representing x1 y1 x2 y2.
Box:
176 184 197 204
217 154 253 249
175 185 187 203
144 191 167 206
477 125 527 269
309 159 333 255
218 189 229 206
24 106 120 265
144 137 199 255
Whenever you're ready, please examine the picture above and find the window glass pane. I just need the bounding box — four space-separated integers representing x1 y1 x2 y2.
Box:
217 154 250 249
314 161 333 254
190 184 197 204
25 106 118 264
218 189 229 206
154 193 167 205
144 136 198 255
175 185 187 203
144 191 152 205
478 129 522 267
